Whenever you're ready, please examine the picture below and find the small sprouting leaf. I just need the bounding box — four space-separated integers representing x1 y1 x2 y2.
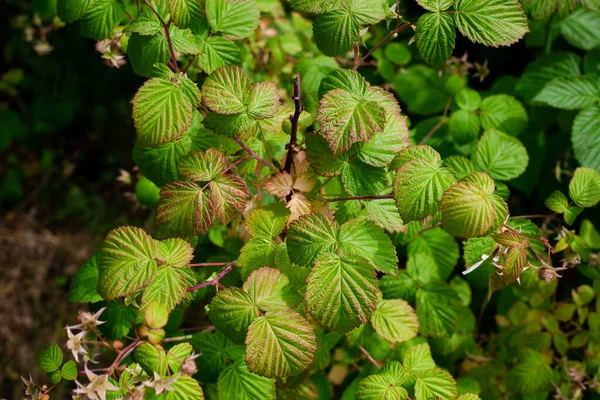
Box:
202 66 250 114
305 253 379 333
245 309 316 377
502 245 527 284
544 190 569 213
132 76 200 147
535 76 600 110
80 0 126 40
205 0 260 39
569 167 600 208
415 12 456 68
416 284 461 337
217 361 276 400
393 146 456 222
58 0 93 23
144 301 169 329
60 360 78 381
475 129 529 181
39 344 63 373
454 0 529 47
371 299 419 343
98 227 158 299
414 368 458 400
156 181 213 237
572 106 600 171
68 252 103 303
479 94 528 136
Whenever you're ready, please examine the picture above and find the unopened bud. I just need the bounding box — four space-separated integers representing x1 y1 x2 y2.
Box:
538 267 559 283
113 340 123 350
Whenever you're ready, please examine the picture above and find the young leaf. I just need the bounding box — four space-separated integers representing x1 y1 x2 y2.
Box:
479 94 528 136
205 0 260 39
312 7 359 57
156 238 194 268
197 36 242 74
39 344 63 373
247 82 280 120
127 32 170 78
169 0 204 29
217 361 276 400
569 167 600 208
242 267 299 312
475 129 529 181
153 375 204 399
209 288 259 344
449 110 480 144
156 181 213 237
414 368 458 400
415 12 456 68
341 159 389 196
544 190 569 213
289 0 337 13
245 309 316 377
403 343 436 378
132 76 200 147
356 373 408 399
140 265 194 313
144 301 169 329
416 284 461 337
357 113 409 168
371 299 419 343
68 252 103 303
454 0 529 47
80 0 126 40
305 253 379 334
572 106 600 171
455 88 482 111
202 66 250 114
60 360 78 381
98 226 158 299
535 76 600 110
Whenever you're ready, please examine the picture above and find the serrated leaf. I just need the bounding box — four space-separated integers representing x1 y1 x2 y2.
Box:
127 32 170 78
148 375 204 400
60 360 78 380
202 66 249 114
305 132 348 176
341 159 389 196
572 106 600 171
289 0 337 13
449 110 480 144
312 7 359 57
408 227 459 281
380 271 417 302
535 76 600 110
124 17 162 36
169 0 203 29
80 0 126 40
506 349 553 393
364 199 405 233
416 12 456 68
218 361 276 400
144 301 169 329
456 88 481 111
414 368 458 400
285 213 339 267
305 253 379 333
156 238 193 268
416 283 461 337
560 8 600 51
544 190 569 213
197 36 242 74
371 299 419 343
243 267 299 312
39 344 63 373
245 309 316 377
569 167 600 208
454 0 528 47
479 94 528 136
178 148 228 181
317 88 386 156
515 52 581 102
416 0 453 10
205 0 259 39
247 82 280 120
57 0 93 23
98 227 157 299
358 113 409 168
166 343 193 373
99 300 137 339
156 181 213 237
403 343 436 378
170 25 203 55
356 375 408 400
502 245 527 284
393 146 456 222
132 76 199 147
140 265 194 313
209 174 250 224
136 343 168 375
68 252 103 303
475 129 529 181
209 288 258 344
192 331 245 381
443 156 476 179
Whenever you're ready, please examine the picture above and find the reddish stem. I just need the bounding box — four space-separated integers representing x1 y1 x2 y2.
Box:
186 262 236 292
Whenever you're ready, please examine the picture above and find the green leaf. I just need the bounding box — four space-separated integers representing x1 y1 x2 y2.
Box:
560 8 600 51
246 309 316 377
407 254 442 285
380 271 417 302
475 129 529 181
507 349 553 393
414 368 458 400
416 12 456 68
441 176 503 238
317 87 386 156
286 213 339 266
408 227 459 281
136 343 168 375
416 283 461 336
99 300 137 339
371 299 419 343
544 190 569 213
569 167 600 208
403 343 436 379
144 301 169 329
564 205 583 225
313 7 358 57
148 375 204 399
68 252 103 303
572 106 600 171
305 253 379 333
479 94 528 136
170 26 203 55
192 331 245 380
209 288 258 344
454 0 528 47
156 181 213 237
535 76 600 110
140 265 194 313
218 361 276 400
455 88 481 111
205 0 259 39
132 76 200 147
392 146 456 222
80 0 126 40
39 344 63 373
169 0 203 29
356 371 408 399
209 173 250 225
416 0 453 11
124 17 162 36
156 238 194 268
363 198 405 233
202 66 250 114
197 36 242 74
247 82 280 120
243 267 299 312
58 0 93 23
98 226 158 299
166 343 193 373
444 156 476 179
341 159 389 196
305 132 348 176
357 113 409 168
60 360 78 380
289 0 337 13
449 110 480 144
127 32 170 78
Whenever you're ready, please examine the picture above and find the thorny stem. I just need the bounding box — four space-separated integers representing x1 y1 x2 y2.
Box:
186 262 236 292
233 137 277 171
283 75 303 174
326 195 393 202
360 346 383 369
353 23 413 71
189 261 236 267
503 223 554 265
142 0 179 73
419 97 452 145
